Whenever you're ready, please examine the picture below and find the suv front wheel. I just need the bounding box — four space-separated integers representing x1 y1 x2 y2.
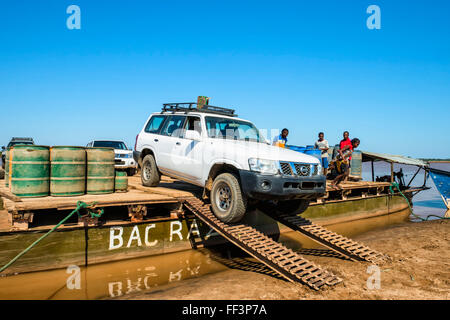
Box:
210 173 247 223
141 154 161 187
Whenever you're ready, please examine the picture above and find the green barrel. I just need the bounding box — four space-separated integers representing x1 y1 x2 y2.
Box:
86 147 115 194
5 148 10 188
115 170 128 192
350 150 362 179
10 145 50 197
50 146 86 196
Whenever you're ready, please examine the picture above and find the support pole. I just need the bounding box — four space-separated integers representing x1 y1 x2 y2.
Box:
406 167 421 188
390 162 394 183
371 160 375 182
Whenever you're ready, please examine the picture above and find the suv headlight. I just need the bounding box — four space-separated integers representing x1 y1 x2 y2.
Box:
317 163 322 175
248 158 278 175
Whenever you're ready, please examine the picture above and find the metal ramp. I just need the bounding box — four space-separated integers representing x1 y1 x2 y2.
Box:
183 197 342 290
265 213 388 265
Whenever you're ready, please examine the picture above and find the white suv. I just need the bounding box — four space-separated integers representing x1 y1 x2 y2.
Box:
134 102 325 223
87 140 137 176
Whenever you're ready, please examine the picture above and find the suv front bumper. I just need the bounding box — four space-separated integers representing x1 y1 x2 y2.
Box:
114 157 137 169
239 170 326 201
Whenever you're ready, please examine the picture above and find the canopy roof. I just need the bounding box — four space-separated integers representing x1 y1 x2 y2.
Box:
361 151 429 168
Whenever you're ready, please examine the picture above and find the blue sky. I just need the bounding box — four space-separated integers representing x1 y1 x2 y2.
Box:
0 0 449 158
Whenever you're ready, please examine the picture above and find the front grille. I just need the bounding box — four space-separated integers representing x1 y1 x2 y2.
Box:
279 162 319 176
280 162 292 175
294 163 311 176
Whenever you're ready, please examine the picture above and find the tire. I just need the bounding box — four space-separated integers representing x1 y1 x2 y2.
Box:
0 168 4 180
277 199 310 216
210 173 247 223
141 154 161 187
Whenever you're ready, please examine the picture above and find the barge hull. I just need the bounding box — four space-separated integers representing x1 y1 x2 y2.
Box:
0 194 410 275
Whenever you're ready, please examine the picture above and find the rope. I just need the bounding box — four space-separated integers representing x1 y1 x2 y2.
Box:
0 201 104 274
389 182 450 221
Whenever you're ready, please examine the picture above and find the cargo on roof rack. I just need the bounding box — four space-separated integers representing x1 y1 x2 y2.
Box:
161 102 237 117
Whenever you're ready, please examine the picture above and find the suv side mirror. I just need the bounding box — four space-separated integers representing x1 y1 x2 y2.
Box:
1 146 5 150
185 130 201 141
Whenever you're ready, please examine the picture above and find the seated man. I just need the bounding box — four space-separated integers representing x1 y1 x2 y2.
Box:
273 128 289 148
330 138 360 189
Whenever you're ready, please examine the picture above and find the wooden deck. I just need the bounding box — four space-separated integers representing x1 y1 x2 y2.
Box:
0 175 395 231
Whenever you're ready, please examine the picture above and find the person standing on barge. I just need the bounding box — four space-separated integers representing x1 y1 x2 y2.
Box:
315 132 329 175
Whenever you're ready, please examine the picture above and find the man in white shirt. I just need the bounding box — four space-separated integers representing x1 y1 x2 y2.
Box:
314 132 329 175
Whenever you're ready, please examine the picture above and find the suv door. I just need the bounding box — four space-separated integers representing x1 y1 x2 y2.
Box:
157 115 187 174
141 114 167 163
171 115 204 184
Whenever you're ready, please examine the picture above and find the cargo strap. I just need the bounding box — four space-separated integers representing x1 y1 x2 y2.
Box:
0 201 103 274
183 197 342 290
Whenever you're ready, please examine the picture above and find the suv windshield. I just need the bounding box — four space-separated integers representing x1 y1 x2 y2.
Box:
93 141 127 150
205 116 264 143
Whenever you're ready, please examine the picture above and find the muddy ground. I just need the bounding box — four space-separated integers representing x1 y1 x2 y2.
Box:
115 220 449 300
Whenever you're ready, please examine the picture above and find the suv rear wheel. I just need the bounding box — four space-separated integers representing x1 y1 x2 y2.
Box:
210 173 247 223
277 199 310 216
141 154 161 187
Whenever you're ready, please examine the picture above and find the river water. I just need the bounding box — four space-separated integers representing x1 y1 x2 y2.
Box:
361 161 450 220
0 162 447 300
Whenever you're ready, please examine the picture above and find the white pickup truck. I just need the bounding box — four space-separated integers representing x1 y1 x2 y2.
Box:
134 102 325 223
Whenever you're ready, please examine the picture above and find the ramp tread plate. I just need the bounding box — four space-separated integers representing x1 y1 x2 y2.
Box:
265 212 389 264
183 197 342 290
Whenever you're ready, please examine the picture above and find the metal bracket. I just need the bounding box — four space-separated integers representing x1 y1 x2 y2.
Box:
11 210 34 230
170 203 184 219
128 204 148 222
78 206 102 226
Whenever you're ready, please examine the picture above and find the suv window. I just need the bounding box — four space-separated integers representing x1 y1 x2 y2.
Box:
182 116 202 136
93 141 127 150
161 115 186 137
145 115 167 134
205 116 262 142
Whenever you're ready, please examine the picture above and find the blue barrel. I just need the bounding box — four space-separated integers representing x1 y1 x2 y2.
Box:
304 149 322 161
287 146 307 153
350 150 362 179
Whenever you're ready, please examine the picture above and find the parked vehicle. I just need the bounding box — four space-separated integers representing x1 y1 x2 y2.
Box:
134 100 326 223
1 137 34 169
86 140 137 176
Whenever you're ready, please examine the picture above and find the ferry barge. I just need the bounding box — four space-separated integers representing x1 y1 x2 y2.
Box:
0 161 426 276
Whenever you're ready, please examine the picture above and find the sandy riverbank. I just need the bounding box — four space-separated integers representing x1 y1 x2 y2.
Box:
114 219 449 300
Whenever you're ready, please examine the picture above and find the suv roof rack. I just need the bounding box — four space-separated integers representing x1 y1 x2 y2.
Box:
161 102 237 117
11 137 34 141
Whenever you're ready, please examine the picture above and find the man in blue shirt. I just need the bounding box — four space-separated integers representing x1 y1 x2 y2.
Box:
273 128 289 148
